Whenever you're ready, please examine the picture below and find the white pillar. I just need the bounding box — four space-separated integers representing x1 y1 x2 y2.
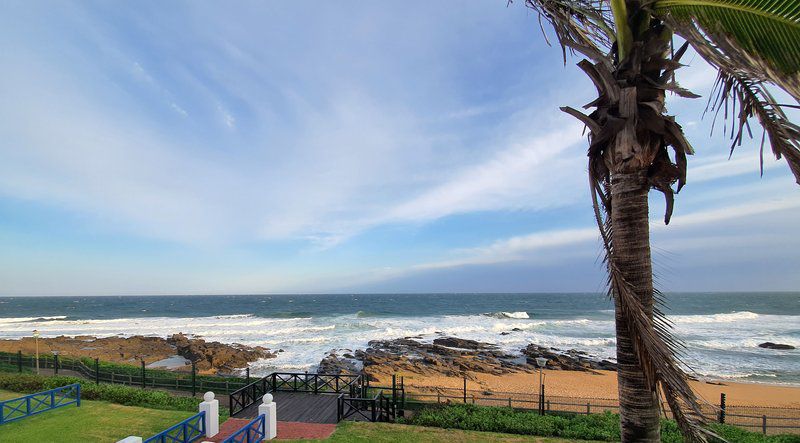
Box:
199 391 219 438
258 393 277 441
116 437 142 443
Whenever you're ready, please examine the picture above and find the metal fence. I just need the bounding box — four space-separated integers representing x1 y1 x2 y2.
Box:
0 351 249 396
2 351 797 435
0 383 81 424
144 411 205 443
402 382 800 435
222 414 265 443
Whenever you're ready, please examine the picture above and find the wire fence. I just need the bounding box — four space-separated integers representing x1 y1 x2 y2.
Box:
401 382 800 435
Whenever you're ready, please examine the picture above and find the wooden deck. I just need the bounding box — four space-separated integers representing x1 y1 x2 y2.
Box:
234 392 340 424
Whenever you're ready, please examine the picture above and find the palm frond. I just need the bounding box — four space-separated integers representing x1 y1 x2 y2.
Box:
673 23 800 183
520 0 616 63
653 0 800 99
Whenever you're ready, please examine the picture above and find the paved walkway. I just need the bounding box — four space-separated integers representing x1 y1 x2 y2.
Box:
207 418 336 441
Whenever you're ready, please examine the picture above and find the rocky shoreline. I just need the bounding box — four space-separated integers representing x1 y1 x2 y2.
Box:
0 333 276 374
318 336 617 381
1 333 615 379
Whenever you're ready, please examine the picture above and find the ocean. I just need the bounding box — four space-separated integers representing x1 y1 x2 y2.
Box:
0 293 798 384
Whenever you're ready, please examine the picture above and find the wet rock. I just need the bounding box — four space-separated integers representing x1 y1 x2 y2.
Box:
521 344 616 372
166 333 275 373
758 342 796 350
318 352 361 374
432 337 494 350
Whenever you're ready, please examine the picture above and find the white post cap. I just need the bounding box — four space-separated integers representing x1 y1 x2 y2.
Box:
203 391 215 402
263 393 273 404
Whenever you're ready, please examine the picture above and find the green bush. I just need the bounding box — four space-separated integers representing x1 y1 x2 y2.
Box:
408 403 800 442
0 361 30 373
0 373 229 416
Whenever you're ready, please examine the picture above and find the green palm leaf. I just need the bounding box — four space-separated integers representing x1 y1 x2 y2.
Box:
653 0 800 98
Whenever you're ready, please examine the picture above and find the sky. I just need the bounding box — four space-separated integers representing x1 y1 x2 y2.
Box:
1 1 798 296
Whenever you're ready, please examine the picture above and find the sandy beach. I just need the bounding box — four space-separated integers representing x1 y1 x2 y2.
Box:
372 369 800 408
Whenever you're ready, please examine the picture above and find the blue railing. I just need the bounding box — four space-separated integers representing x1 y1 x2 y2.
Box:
222 414 265 443
144 411 206 443
0 384 81 424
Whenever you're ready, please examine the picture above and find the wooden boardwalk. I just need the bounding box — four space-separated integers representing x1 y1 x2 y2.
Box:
234 392 340 424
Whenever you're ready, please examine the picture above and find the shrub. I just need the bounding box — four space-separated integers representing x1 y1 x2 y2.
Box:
0 373 227 415
408 403 800 443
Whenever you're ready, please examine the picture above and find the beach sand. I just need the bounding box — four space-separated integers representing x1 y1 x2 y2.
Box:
372 369 800 408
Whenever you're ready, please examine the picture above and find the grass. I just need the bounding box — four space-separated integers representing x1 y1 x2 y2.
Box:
286 421 590 442
0 389 193 442
0 372 222 415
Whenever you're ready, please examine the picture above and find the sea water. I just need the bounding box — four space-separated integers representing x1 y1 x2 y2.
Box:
0 293 797 384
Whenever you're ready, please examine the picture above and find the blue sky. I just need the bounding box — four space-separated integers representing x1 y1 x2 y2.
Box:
1 1 799 296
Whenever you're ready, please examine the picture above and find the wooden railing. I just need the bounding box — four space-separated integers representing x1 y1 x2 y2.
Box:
229 372 364 417
229 377 272 417
336 390 396 422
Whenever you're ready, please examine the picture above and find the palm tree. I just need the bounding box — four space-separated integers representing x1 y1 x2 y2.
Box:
514 0 800 440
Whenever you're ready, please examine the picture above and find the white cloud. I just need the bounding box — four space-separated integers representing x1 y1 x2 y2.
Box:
0 2 587 249
368 192 800 283
383 125 585 223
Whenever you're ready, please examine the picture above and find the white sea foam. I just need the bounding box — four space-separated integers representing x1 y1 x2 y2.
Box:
669 311 760 324
0 309 796 382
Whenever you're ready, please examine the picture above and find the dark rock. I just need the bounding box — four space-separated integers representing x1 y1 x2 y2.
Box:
167 333 275 373
521 344 616 372
433 337 494 350
758 342 796 350
317 352 360 374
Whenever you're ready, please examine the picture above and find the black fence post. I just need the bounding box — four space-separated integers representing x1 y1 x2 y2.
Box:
246 367 250 384
54 354 59 375
540 384 545 416
762 415 767 435
400 376 405 417
463 377 467 403
140 360 146 389
94 358 100 384
191 362 197 397
392 374 397 406
17 350 22 373
719 393 726 424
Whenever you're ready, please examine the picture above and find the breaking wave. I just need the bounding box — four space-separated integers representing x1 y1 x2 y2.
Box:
484 311 530 319
670 311 759 324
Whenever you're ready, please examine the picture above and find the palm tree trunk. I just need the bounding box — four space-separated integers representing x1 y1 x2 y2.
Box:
611 170 661 442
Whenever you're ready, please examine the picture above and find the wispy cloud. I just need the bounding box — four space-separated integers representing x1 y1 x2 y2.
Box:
0 2 797 295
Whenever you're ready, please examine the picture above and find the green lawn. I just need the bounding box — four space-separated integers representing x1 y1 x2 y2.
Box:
0 389 194 442
287 421 590 442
